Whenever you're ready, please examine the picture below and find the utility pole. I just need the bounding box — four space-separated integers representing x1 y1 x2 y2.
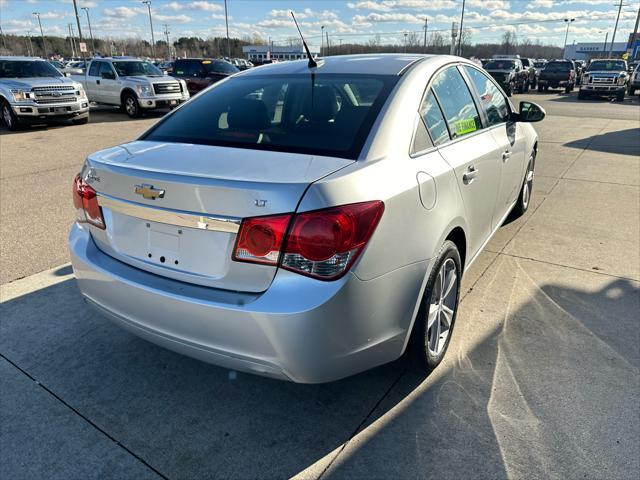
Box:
82 7 95 55
450 22 458 56
563 18 575 59
321 25 325 56
403 32 408 53
163 24 171 58
423 18 428 53
142 1 156 58
33 12 47 58
609 0 624 57
68 24 76 57
71 0 84 59
26 31 33 56
224 0 230 59
0 26 6 54
602 32 609 58
326 30 330 56
631 4 639 60
457 0 466 56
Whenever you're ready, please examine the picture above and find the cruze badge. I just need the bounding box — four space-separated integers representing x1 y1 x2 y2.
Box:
135 184 165 200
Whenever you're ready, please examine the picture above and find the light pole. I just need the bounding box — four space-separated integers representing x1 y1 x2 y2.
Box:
26 31 33 56
142 1 156 58
32 12 47 58
68 24 76 57
163 24 171 59
321 25 325 56
71 0 84 55
457 0 466 56
609 0 625 57
602 31 609 58
82 7 95 55
403 32 408 53
563 18 575 59
423 18 428 53
224 0 230 59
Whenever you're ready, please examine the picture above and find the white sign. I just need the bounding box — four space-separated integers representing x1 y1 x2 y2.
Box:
79 42 87 53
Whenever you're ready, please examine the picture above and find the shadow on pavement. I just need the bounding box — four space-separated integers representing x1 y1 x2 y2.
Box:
1 259 638 479
564 127 640 155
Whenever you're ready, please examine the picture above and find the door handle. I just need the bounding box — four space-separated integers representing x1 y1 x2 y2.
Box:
96 79 100 85
463 165 478 184
502 150 511 161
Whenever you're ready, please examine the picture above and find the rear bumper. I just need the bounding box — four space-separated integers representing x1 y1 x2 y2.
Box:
538 79 570 88
69 224 429 383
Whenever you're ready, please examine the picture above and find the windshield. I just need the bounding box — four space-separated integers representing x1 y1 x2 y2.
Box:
587 60 626 72
113 61 163 77
203 60 239 75
544 62 572 71
0 60 62 78
142 74 398 160
484 60 515 70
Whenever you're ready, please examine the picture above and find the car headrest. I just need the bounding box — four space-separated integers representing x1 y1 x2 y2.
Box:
303 86 338 123
227 98 270 131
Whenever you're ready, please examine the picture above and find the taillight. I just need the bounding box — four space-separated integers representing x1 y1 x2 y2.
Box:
232 201 384 280
72 174 105 229
232 214 291 265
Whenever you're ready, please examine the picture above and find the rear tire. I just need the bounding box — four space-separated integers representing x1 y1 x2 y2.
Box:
408 240 462 373
1 100 20 131
537 84 544 93
511 154 535 218
564 85 572 94
578 90 588 100
123 93 142 118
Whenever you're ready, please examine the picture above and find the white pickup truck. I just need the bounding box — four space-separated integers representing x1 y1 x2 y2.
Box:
73 57 189 117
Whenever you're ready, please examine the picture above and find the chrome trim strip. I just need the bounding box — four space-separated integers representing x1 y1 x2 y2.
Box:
98 195 241 234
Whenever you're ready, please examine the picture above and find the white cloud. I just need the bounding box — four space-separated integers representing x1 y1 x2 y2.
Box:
39 11 69 20
348 0 457 11
155 14 193 24
103 6 144 19
60 0 97 7
165 1 222 13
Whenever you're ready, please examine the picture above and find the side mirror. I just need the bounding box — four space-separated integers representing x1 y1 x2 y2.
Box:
515 101 545 123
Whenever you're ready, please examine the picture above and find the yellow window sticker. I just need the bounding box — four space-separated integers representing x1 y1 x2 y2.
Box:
454 118 477 135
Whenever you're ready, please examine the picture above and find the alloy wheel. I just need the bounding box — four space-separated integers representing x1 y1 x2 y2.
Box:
426 258 458 357
522 160 534 210
125 97 137 116
2 105 13 128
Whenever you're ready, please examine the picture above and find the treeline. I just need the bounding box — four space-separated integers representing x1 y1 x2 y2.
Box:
0 31 562 60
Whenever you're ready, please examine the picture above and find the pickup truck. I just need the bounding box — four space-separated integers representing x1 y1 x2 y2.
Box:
483 58 529 96
73 57 189 117
0 56 89 130
579 59 628 101
537 60 576 93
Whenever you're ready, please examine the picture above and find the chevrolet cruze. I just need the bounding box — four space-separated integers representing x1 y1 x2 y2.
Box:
69 54 544 383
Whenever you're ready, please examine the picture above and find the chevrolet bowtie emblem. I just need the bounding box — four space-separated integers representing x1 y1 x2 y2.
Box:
134 184 165 200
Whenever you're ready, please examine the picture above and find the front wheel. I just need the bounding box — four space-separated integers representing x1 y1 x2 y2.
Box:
408 241 462 373
1 100 20 131
564 85 572 94
511 155 535 218
537 84 544 93
123 93 142 118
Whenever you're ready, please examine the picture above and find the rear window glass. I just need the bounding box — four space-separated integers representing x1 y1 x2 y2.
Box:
544 62 572 71
142 74 398 159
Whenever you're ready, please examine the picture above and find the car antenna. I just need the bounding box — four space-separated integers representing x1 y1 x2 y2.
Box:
290 11 317 69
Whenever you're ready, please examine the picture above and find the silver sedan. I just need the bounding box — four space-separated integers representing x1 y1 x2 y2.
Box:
69 54 544 383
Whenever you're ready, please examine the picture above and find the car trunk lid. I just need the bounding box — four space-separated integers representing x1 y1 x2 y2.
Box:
82 141 353 292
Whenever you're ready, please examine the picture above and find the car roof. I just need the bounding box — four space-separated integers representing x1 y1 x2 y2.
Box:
240 53 434 76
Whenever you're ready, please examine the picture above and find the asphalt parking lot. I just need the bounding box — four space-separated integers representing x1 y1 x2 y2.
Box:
1 92 639 479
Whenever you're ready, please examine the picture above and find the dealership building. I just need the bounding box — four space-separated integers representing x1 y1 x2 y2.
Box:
563 42 628 60
242 45 319 62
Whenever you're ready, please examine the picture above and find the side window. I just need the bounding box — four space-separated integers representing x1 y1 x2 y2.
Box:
88 61 100 76
99 62 114 77
431 66 482 140
418 90 449 147
463 66 510 127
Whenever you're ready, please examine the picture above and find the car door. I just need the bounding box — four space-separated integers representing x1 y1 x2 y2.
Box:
98 62 119 105
85 60 102 102
462 65 526 228
429 66 502 259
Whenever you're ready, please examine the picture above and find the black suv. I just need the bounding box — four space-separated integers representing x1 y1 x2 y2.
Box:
483 58 529 96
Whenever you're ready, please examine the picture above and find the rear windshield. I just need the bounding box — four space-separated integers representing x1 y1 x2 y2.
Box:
203 60 239 74
484 60 515 70
142 73 398 159
544 62 572 71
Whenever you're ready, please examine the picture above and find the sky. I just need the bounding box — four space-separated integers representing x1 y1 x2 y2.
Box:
1 0 639 49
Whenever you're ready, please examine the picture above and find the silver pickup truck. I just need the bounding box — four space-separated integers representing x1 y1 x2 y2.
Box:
73 57 189 118
0 56 90 130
